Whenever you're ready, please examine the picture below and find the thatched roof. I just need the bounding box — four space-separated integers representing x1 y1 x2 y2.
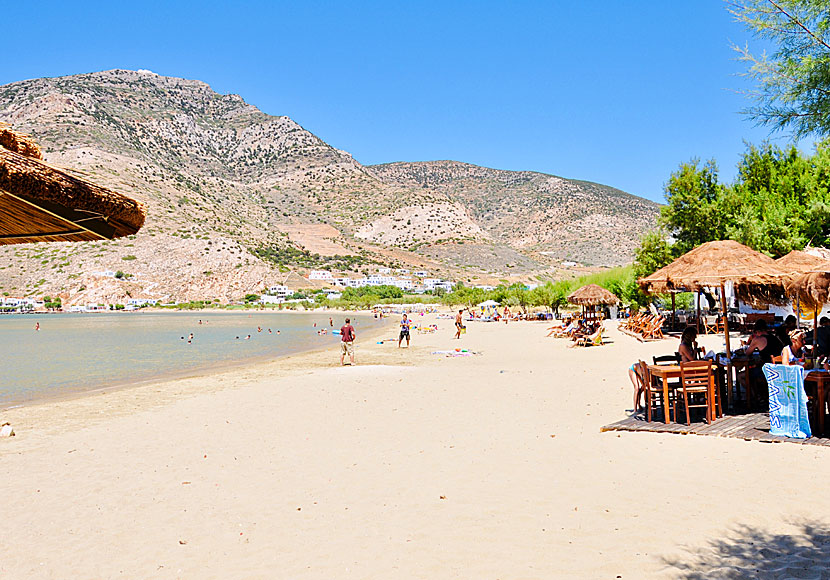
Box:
0 123 145 245
785 270 830 312
567 283 619 306
638 240 793 306
776 250 830 274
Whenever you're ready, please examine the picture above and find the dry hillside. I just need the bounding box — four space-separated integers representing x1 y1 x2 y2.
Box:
0 70 658 303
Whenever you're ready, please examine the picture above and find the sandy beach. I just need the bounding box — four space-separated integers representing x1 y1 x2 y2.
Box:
2 314 829 579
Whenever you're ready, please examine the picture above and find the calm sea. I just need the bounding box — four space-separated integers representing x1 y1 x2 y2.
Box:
0 311 383 406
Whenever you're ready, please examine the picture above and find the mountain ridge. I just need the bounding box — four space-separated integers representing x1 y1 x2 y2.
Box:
0 69 658 304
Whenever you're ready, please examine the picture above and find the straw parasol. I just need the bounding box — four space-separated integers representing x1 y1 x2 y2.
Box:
638 240 795 409
567 283 619 306
785 269 830 312
638 240 792 305
0 123 145 245
776 251 830 347
776 250 830 275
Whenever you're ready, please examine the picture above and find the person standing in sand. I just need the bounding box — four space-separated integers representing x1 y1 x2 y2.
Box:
398 313 411 348
340 318 356 365
454 309 464 339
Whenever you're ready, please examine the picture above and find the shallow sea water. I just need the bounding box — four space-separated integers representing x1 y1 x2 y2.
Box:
0 311 381 405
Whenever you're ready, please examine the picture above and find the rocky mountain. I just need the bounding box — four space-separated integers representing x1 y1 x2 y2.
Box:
0 70 659 303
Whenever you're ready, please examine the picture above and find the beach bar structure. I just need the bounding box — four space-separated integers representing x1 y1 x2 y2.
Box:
0 123 145 245
567 283 619 321
638 240 794 409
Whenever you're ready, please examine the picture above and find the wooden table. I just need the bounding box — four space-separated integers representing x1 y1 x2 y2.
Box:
648 365 680 424
805 370 830 436
649 363 720 424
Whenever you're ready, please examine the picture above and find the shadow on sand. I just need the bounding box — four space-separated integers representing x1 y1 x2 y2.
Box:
661 521 830 579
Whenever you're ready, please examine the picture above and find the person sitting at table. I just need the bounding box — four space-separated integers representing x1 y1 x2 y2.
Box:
776 315 798 348
678 326 699 362
815 317 830 358
782 329 808 365
742 319 784 364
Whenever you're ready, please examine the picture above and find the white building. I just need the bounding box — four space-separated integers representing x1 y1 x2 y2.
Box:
396 268 410 275
367 275 395 286
377 267 392 275
474 285 496 291
393 278 415 290
333 277 351 287
127 298 158 307
267 285 291 298
308 270 333 281
413 270 429 278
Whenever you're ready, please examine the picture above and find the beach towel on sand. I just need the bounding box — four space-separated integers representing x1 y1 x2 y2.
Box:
762 364 811 439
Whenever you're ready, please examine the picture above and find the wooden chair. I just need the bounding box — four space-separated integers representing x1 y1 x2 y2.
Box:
641 316 666 341
653 354 680 366
704 315 719 335
678 360 715 425
575 327 603 347
636 360 673 422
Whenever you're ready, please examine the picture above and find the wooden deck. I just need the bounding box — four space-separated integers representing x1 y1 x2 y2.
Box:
601 413 830 446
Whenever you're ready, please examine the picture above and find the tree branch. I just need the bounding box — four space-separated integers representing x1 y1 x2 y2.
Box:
767 0 830 52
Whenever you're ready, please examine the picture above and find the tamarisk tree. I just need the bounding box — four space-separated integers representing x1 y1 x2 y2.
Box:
730 0 830 137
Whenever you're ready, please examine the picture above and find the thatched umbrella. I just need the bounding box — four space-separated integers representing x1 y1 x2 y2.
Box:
0 123 145 244
567 283 619 320
567 283 619 306
776 251 830 345
639 240 794 408
786 270 830 312
776 250 830 274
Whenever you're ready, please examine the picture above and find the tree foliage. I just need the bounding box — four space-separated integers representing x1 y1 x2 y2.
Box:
635 141 830 279
730 0 830 137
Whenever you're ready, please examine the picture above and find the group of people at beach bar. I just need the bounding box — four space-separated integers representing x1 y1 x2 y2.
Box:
631 241 830 435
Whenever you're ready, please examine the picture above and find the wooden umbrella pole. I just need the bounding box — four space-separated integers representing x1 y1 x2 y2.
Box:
696 291 701 334
721 282 734 412
671 292 676 331
814 310 819 360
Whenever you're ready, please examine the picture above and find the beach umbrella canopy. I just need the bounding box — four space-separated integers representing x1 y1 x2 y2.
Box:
638 240 792 306
785 269 830 312
0 123 145 245
567 284 619 306
478 299 499 307
776 250 830 276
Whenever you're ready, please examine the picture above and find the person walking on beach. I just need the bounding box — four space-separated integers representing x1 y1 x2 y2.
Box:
340 317 356 365
398 313 411 348
454 309 464 339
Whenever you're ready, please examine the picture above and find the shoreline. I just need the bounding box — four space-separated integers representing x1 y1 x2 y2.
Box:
0 311 394 412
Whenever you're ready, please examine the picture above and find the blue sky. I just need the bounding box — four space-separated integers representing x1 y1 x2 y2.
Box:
1 1 801 203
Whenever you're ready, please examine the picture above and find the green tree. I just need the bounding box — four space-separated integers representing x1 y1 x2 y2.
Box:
633 230 673 278
530 282 569 314
730 0 830 137
659 159 726 253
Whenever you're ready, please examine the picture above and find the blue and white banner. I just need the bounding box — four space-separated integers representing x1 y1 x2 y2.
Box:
762 364 811 439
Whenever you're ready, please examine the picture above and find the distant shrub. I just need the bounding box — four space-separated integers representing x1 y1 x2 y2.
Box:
122 255 137 261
